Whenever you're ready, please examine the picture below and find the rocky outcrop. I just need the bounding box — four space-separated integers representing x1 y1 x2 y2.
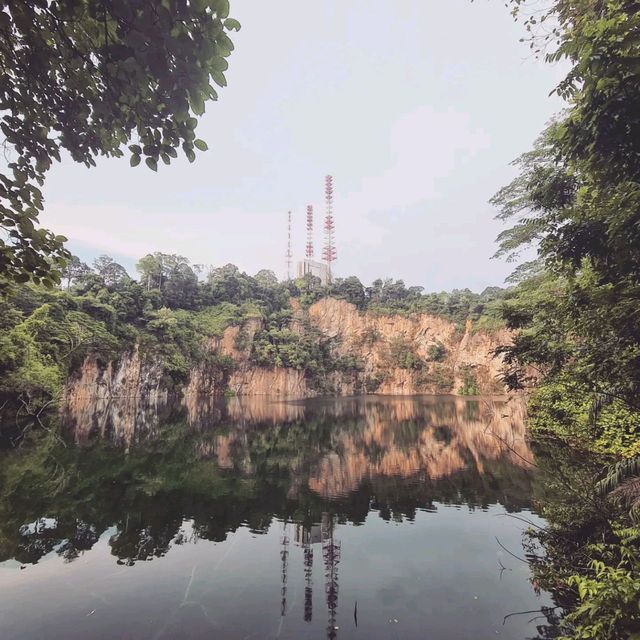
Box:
63 298 511 402
62 344 166 446
307 297 508 395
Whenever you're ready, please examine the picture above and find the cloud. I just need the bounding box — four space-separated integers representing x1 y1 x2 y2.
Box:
317 107 491 256
42 203 288 277
344 106 491 214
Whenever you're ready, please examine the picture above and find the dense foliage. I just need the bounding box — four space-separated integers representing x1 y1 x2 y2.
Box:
333 275 507 327
0 0 239 292
494 1 640 636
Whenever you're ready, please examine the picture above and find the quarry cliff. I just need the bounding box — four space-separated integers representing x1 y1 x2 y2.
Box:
64 297 510 404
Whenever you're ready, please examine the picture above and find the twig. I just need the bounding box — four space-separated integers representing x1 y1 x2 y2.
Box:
495 536 528 564
498 559 512 580
503 606 560 626
484 425 538 468
495 512 545 531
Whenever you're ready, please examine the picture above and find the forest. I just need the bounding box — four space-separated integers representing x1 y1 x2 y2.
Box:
1 0 640 638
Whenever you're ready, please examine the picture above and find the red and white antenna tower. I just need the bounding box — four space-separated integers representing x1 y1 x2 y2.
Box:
322 175 336 281
305 205 314 259
286 210 293 280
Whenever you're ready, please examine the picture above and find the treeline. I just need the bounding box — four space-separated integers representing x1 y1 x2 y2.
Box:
62 251 507 325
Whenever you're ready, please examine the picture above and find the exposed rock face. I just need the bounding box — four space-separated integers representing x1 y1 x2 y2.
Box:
229 366 308 396
64 344 165 401
63 298 511 402
307 297 508 395
62 344 166 446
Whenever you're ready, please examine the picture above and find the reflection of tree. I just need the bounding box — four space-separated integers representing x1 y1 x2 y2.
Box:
0 396 535 569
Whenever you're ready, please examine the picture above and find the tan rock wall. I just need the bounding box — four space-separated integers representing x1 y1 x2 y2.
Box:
62 298 511 402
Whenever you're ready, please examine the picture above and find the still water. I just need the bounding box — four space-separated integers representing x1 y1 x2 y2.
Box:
0 395 553 639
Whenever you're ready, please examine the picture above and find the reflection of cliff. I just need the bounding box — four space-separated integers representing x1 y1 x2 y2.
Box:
196 396 532 504
307 397 530 498
1 396 534 570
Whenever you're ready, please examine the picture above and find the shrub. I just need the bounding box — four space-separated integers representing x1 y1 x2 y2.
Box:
427 342 446 362
458 365 480 395
388 337 424 370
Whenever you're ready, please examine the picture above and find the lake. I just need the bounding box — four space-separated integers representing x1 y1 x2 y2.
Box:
0 395 555 639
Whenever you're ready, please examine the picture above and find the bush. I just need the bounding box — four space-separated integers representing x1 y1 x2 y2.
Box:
415 365 454 393
427 342 446 362
388 337 424 370
364 373 385 393
457 365 479 395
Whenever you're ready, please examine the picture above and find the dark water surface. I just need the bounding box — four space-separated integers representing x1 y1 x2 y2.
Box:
0 395 553 639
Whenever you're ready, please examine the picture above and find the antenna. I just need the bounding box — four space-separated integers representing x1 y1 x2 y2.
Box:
286 210 293 280
322 176 337 282
306 205 314 259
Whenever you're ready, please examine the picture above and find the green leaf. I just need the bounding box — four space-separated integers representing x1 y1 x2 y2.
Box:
224 18 241 31
211 57 229 71
145 157 158 171
128 144 142 154
216 0 230 18
186 149 196 163
194 139 208 151
130 154 141 167
216 33 234 53
189 93 205 116
211 70 227 87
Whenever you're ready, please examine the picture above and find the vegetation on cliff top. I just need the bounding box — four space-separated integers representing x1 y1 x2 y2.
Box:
0 257 504 416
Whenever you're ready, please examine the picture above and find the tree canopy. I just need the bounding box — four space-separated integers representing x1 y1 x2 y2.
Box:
492 5 640 635
495 1 640 412
0 0 240 293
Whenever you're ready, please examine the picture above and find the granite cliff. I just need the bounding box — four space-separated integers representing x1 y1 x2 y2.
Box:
64 297 509 404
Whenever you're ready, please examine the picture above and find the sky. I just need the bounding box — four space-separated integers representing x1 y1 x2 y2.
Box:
40 0 566 292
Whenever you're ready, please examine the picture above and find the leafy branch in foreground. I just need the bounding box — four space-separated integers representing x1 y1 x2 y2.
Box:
0 0 240 293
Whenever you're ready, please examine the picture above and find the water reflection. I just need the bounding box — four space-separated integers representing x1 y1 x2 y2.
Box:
0 395 548 640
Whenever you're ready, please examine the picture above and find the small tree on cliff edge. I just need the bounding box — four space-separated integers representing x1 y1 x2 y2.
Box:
0 0 240 294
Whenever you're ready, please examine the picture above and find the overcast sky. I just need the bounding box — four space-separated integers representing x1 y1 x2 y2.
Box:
40 0 565 292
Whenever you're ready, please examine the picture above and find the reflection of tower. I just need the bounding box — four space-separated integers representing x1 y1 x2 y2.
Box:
322 513 341 640
295 524 315 623
304 542 313 622
322 176 337 283
280 521 290 617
